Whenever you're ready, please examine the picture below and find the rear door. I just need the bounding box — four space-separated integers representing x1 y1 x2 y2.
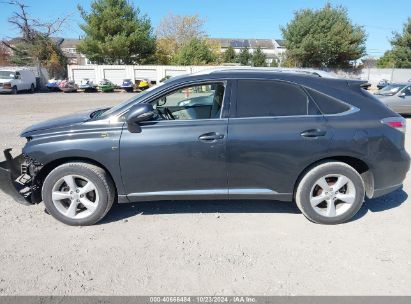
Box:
227 79 331 200
15 71 25 90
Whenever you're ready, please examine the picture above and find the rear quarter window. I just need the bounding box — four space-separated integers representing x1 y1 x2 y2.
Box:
236 80 314 117
305 88 351 114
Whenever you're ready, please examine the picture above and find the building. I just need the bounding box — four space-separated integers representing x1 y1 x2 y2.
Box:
60 38 89 65
209 38 286 65
59 37 286 66
3 37 286 67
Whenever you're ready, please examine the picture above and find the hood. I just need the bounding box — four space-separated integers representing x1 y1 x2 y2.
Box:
0 78 13 83
21 109 100 137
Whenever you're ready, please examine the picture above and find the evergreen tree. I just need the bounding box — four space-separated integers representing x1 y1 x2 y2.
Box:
281 4 366 67
252 47 267 67
222 45 237 63
77 0 156 64
238 46 252 65
172 38 216 65
270 59 279 67
377 18 411 68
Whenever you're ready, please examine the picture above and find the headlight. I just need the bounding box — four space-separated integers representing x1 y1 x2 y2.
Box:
3 83 11 89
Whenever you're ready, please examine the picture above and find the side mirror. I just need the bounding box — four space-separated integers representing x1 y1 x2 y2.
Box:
399 92 406 98
126 103 154 133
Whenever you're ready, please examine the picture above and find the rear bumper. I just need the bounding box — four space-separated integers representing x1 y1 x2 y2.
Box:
0 149 34 205
370 149 410 198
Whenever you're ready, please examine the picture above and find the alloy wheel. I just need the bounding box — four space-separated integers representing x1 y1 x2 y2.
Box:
51 174 99 219
309 174 356 217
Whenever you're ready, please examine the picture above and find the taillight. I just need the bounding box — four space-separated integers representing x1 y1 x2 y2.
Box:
381 117 406 133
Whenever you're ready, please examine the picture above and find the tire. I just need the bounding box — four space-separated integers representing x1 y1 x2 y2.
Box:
295 161 365 225
30 84 35 93
42 162 115 226
11 86 17 95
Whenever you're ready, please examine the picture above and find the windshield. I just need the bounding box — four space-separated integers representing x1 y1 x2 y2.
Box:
0 71 15 79
377 84 406 96
98 81 167 119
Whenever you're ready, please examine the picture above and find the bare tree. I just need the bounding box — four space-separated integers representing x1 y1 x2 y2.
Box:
1 0 70 77
157 13 206 47
1 0 70 49
156 13 207 64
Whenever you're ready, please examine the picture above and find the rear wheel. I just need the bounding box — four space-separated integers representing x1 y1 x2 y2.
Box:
30 84 35 93
295 161 365 224
42 162 115 226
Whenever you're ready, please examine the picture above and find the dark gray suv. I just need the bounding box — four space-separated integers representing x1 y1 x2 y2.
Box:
0 69 409 225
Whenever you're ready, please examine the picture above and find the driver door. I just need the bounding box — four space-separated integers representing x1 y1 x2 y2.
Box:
119 81 231 201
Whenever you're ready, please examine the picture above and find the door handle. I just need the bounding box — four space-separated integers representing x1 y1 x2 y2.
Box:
198 132 224 142
300 129 327 138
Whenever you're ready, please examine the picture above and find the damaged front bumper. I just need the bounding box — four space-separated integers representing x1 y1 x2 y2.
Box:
0 149 40 205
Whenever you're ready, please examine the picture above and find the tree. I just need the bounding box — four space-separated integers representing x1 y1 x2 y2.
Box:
252 47 267 67
155 38 175 65
280 4 366 68
377 51 395 68
222 45 237 63
270 59 278 67
377 18 411 68
77 0 156 64
238 46 252 65
172 38 216 65
156 13 207 63
157 13 206 49
9 38 67 77
0 43 11 65
2 1 69 77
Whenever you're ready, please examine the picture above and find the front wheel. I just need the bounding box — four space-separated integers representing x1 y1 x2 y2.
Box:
295 161 365 225
42 162 115 226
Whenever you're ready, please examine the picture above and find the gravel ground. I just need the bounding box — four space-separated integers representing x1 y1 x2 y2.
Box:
0 92 410 296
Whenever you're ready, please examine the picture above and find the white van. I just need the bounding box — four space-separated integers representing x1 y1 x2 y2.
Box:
0 68 37 94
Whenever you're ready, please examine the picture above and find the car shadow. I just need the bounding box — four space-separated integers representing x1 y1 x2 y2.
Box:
100 188 408 225
350 188 408 222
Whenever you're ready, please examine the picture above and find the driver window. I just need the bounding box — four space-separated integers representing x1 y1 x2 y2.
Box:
152 83 225 120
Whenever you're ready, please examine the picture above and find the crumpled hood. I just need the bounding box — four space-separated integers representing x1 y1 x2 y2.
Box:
21 109 98 137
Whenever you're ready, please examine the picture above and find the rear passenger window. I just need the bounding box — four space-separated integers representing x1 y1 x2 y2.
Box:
306 88 351 114
236 80 312 117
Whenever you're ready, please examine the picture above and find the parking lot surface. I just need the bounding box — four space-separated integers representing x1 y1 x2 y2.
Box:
0 92 410 295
